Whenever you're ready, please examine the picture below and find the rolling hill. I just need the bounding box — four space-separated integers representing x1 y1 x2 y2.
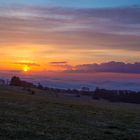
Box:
0 85 140 140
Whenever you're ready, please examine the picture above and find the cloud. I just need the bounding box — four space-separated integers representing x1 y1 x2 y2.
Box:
66 61 140 74
49 61 72 70
13 62 40 66
0 5 140 65
49 61 68 65
0 5 140 51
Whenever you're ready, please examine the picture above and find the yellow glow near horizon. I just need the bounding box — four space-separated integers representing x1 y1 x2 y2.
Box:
23 65 30 72
0 43 139 72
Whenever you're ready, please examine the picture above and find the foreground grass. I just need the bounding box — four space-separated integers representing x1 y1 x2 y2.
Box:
0 86 140 140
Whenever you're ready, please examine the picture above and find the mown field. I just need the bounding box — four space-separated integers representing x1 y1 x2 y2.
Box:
0 85 140 140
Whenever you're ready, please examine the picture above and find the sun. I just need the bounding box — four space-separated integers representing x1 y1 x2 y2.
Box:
23 65 30 72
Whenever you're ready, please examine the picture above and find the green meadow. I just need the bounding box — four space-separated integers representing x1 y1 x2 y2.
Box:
0 85 140 140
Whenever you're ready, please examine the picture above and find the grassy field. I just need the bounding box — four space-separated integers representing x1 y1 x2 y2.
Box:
0 85 140 140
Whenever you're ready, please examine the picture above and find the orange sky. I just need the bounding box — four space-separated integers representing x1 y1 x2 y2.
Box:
0 42 140 72
0 4 140 73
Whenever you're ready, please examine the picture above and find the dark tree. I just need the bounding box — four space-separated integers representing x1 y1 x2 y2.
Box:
81 87 90 92
10 76 34 88
37 83 44 89
10 76 21 86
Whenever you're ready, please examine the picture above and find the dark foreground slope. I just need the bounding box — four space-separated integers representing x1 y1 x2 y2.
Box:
0 85 140 140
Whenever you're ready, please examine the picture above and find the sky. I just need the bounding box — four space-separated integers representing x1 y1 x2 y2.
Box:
0 0 140 90
1 0 140 8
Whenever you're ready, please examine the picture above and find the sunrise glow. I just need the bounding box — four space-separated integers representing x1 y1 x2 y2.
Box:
23 66 30 72
0 0 140 90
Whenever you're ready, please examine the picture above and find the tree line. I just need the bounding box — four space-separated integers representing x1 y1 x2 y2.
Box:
9 76 140 104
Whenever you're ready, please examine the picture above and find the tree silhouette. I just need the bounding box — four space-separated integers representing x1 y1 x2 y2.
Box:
10 76 21 86
10 76 34 88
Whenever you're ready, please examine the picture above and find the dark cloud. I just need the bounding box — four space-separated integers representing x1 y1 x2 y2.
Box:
49 61 72 70
66 61 140 74
13 62 40 66
49 61 68 65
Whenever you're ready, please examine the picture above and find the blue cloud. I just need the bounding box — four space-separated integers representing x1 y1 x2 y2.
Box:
70 61 140 74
